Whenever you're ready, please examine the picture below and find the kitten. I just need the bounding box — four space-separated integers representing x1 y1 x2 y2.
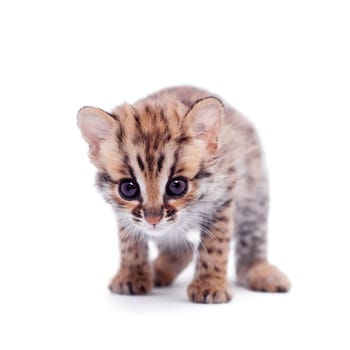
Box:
77 86 290 303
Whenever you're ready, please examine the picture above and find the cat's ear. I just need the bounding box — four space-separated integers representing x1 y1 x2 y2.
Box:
184 97 224 154
77 106 117 160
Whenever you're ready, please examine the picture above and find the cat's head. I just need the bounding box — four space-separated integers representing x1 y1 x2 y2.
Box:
77 97 224 239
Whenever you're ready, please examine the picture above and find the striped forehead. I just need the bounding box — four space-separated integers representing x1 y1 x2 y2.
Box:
108 102 204 203
114 103 186 172
130 147 176 202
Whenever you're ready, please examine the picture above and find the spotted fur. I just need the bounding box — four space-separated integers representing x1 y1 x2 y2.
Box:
77 86 291 303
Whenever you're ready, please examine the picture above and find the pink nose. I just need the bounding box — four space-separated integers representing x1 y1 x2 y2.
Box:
145 215 162 226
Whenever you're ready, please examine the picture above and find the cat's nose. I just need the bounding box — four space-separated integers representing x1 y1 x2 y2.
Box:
145 215 162 226
144 207 163 226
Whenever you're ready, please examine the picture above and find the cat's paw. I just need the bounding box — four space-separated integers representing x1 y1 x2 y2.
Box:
153 267 175 287
187 277 232 304
240 262 291 293
109 269 153 295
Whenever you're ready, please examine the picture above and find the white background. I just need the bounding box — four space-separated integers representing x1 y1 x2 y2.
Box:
1 0 349 349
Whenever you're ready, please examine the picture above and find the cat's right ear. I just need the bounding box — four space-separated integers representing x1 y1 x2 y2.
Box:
184 97 224 155
77 106 117 161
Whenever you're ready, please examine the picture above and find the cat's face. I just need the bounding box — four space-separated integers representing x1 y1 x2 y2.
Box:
78 97 223 239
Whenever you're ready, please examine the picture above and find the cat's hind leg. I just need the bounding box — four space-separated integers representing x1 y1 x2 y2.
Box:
234 142 291 292
153 242 194 287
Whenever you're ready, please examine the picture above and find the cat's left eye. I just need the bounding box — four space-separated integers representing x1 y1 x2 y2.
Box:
166 177 188 197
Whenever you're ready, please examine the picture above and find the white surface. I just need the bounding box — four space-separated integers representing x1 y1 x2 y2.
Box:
0 1 349 349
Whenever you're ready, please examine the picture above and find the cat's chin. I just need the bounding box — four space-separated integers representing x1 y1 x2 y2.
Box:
135 222 178 240
142 226 174 239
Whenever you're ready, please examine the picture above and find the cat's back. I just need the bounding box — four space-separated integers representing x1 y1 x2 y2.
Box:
145 85 257 152
146 86 212 108
146 85 250 124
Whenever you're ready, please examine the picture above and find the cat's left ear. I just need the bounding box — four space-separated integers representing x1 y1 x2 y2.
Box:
184 97 224 155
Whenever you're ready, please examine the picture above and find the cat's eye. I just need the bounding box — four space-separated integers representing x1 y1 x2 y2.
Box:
119 179 140 200
166 177 188 197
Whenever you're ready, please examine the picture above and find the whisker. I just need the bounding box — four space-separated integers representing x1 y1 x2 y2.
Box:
179 216 221 247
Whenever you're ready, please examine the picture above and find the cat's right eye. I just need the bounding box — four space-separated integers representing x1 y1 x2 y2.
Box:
119 179 140 200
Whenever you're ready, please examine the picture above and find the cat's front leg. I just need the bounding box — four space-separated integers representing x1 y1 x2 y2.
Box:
188 206 233 304
109 228 152 295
